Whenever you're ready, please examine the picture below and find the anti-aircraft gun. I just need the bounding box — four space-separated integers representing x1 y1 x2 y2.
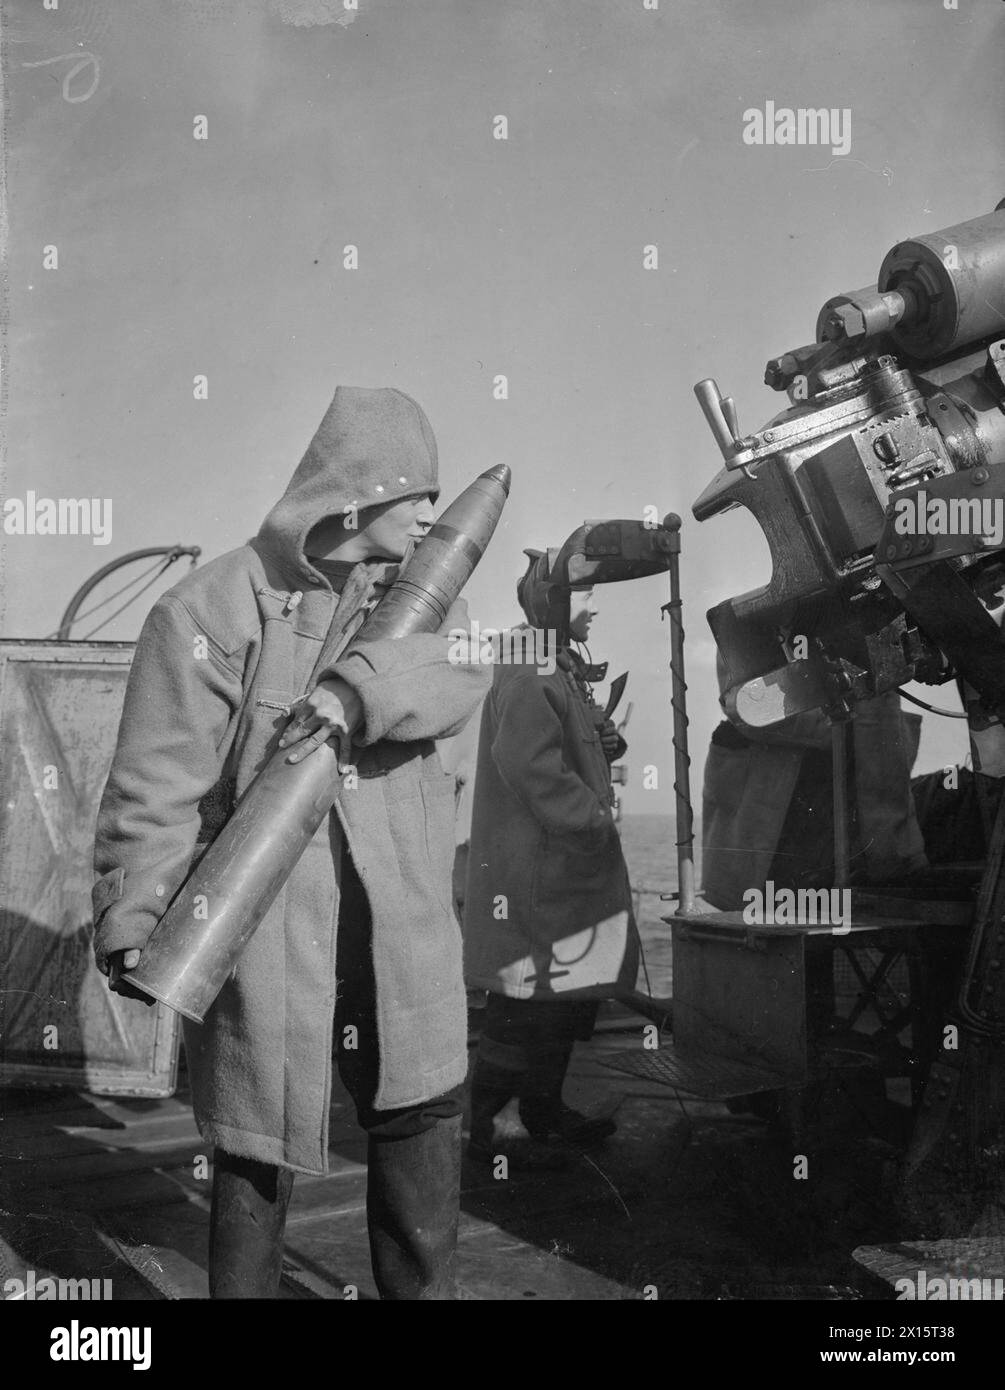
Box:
695 202 1005 739
608 204 1005 1265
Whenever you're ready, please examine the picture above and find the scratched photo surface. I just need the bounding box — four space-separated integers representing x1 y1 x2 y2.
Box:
1 0 1004 1329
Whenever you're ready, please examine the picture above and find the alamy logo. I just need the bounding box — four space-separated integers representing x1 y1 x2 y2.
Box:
742 101 851 157
742 880 851 933
2 491 113 545
893 490 1004 548
896 1271 1003 1301
446 622 557 677
50 1320 151 1371
4 1270 112 1300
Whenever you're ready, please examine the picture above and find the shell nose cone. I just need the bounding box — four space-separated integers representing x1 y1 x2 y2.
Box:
480 463 512 495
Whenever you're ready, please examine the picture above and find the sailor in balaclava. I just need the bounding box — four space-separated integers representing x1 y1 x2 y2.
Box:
463 545 638 1168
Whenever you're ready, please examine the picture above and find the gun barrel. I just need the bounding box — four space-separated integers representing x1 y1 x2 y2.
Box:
124 463 511 1021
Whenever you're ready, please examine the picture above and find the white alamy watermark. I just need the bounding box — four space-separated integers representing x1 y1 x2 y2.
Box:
446 622 557 677
893 490 1004 547
50 1320 151 1371
896 1271 1003 1301
742 101 851 157
742 880 851 933
4 1270 112 1300
2 491 113 545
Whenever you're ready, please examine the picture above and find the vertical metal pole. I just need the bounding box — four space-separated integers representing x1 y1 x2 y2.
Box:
831 719 850 889
662 513 696 915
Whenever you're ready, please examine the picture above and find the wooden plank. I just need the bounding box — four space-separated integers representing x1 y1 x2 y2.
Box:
5 1115 201 1163
853 1236 1005 1287
286 1175 368 1226
280 1217 377 1299
6 1141 209 1190
99 1202 213 1300
0 1090 143 1132
455 1230 633 1301
11 1163 204 1216
0 1205 161 1301
279 1211 638 1300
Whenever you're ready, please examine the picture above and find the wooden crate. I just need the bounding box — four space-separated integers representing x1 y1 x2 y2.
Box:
0 641 179 1096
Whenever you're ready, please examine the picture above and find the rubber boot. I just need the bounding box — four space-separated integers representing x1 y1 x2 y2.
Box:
519 1043 618 1148
208 1151 294 1299
468 1055 516 1148
365 1113 463 1300
468 1055 570 1170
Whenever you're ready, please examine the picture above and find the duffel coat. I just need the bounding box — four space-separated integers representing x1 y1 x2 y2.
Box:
463 628 638 1001
92 386 491 1173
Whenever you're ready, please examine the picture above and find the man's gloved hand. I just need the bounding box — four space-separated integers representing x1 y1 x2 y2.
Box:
279 677 363 769
104 948 156 1006
599 718 626 764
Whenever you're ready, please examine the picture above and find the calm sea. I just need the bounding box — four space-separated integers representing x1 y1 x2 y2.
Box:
619 812 679 915
617 812 690 997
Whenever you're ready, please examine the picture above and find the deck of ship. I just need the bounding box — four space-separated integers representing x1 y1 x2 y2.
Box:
2 992 920 1302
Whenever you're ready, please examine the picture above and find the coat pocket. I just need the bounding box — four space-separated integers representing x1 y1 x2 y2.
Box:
531 831 620 911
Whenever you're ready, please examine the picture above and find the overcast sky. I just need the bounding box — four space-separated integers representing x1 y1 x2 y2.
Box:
2 0 1003 814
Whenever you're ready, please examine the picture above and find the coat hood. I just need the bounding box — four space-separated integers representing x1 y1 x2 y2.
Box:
256 386 440 586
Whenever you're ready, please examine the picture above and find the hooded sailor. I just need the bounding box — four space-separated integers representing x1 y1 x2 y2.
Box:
92 385 493 1299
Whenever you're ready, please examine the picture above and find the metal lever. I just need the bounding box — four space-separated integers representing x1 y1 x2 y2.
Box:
720 395 740 441
694 378 739 461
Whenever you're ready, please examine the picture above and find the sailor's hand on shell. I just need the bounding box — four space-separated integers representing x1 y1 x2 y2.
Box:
279 678 362 767
106 949 155 1006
